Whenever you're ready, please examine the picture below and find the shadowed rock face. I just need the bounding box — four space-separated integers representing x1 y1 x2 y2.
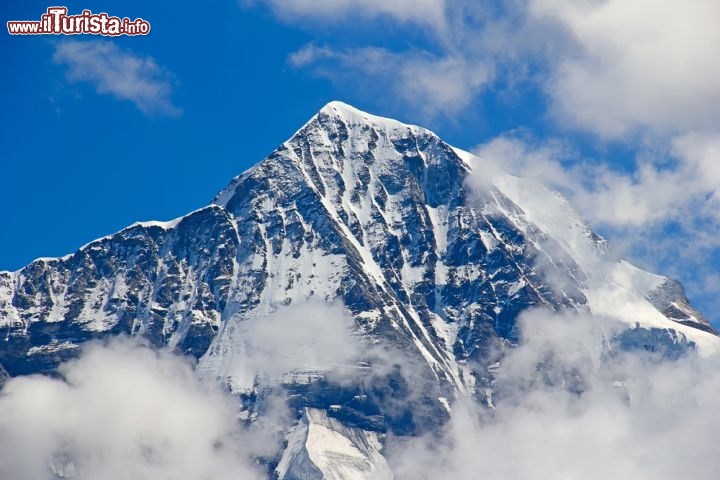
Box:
0 205 237 375
646 278 718 335
1 102 717 476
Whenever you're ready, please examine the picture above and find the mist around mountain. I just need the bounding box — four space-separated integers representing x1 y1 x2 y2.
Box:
1 103 719 479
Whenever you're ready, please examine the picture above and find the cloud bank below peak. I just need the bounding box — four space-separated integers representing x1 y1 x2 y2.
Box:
0 338 269 480
389 311 720 480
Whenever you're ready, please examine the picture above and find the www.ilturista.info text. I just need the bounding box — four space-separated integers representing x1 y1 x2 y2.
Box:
7 7 150 36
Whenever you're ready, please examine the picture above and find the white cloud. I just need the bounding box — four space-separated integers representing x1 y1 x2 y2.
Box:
219 300 361 388
290 44 493 118
531 0 720 137
252 0 446 30
53 40 181 116
473 135 680 228
0 338 266 480
280 2 538 119
672 133 720 200
388 311 720 480
210 299 444 428
472 132 720 230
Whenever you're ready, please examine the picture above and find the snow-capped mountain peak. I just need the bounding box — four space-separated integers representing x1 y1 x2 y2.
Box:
1 101 718 478
319 100 426 133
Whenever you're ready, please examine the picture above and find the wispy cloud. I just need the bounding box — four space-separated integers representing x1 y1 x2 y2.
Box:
290 44 493 118
270 2 524 120
252 0 446 30
53 40 181 117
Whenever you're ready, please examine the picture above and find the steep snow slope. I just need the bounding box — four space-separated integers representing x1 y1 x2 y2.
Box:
276 408 392 480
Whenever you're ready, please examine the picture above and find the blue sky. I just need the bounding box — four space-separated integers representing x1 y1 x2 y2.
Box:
3 1 720 325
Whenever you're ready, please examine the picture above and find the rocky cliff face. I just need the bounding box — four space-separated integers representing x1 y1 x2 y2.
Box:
1 101 717 478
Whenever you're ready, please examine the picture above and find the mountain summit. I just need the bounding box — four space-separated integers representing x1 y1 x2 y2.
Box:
1 102 718 478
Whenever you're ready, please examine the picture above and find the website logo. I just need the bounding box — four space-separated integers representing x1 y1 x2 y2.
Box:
8 7 151 36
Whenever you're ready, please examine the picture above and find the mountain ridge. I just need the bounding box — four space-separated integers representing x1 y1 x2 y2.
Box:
1 100 717 370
